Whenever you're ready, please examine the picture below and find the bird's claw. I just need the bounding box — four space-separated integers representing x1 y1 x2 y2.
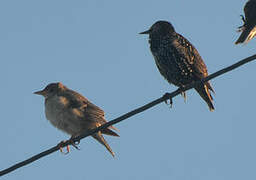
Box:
57 139 80 154
240 15 245 23
181 91 186 103
69 138 80 150
163 93 173 108
180 86 187 103
58 141 70 155
237 15 246 32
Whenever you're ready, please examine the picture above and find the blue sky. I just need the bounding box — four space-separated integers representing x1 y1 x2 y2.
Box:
1 0 256 179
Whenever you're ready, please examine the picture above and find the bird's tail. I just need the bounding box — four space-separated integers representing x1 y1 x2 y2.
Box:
92 132 115 157
195 82 215 112
101 128 119 137
235 26 256 44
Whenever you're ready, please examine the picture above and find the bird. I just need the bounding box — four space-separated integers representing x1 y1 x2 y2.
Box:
140 20 215 111
34 82 119 157
235 0 256 44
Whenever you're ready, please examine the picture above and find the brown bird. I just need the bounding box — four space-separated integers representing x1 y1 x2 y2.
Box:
235 0 256 44
34 82 119 157
140 20 215 111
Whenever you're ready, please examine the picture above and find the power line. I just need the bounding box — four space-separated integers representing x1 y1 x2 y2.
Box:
1 54 256 177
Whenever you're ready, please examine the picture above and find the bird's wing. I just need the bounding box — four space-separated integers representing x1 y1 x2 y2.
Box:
175 33 209 80
62 89 118 129
59 89 118 131
59 89 105 120
174 34 215 93
81 98 118 131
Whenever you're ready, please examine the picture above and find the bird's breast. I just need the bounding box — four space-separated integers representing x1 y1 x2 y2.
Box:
150 37 196 87
44 96 86 136
45 96 67 123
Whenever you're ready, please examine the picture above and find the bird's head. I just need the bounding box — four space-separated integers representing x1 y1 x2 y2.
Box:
139 20 175 36
34 82 66 98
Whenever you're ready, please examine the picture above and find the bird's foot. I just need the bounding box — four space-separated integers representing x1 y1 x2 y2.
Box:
237 15 246 32
57 138 80 154
181 91 186 103
69 137 80 150
163 93 173 108
180 86 187 103
237 25 245 32
58 140 70 155
240 15 245 23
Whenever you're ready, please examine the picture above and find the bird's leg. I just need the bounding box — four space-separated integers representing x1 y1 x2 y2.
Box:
180 85 186 103
69 136 80 150
57 137 80 154
240 15 245 23
238 15 246 31
181 92 186 102
57 140 69 155
163 93 173 108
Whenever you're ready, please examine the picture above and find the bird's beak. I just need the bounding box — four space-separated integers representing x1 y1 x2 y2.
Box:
139 29 151 34
34 90 46 96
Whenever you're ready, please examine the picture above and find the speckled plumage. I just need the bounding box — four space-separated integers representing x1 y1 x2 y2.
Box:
236 0 256 44
35 82 118 157
140 21 215 111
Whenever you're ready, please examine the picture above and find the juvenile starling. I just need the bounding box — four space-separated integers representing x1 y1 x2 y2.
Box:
34 82 119 157
140 20 215 111
235 0 256 44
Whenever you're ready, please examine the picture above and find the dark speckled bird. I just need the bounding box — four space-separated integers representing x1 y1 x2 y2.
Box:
140 20 215 111
34 82 119 157
235 0 256 44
